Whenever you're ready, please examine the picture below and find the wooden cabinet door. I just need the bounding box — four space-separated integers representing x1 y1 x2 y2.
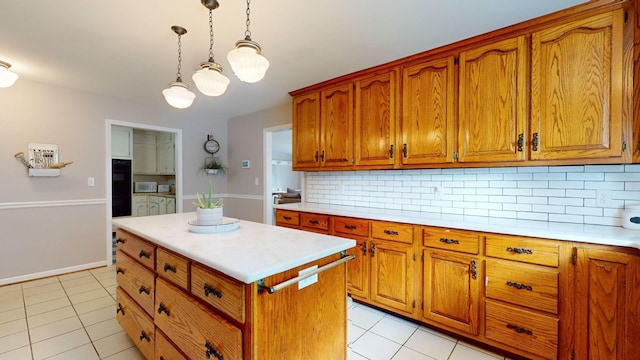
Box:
574 247 640 360
423 249 480 335
355 69 399 167
369 239 415 314
320 83 354 167
531 10 624 161
402 56 456 165
344 236 369 299
292 92 321 169
458 36 528 163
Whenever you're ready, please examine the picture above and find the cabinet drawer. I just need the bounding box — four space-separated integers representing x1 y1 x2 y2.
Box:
486 259 559 314
157 248 190 290
115 229 156 270
155 278 243 360
333 217 369 237
422 227 480 254
485 300 558 360
191 263 245 323
116 287 154 360
485 235 559 267
155 329 187 360
371 221 414 244
275 210 300 226
300 213 330 231
116 250 155 317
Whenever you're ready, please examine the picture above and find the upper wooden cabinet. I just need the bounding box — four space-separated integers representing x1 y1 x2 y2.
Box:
355 69 399 167
531 9 625 161
402 57 456 165
458 35 528 163
292 92 321 169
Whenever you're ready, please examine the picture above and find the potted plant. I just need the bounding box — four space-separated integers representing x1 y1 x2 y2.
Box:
202 157 227 175
193 180 224 225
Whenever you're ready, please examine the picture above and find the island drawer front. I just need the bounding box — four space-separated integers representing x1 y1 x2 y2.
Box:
115 229 156 270
333 217 370 237
300 213 330 231
422 227 480 254
116 250 156 317
485 235 559 267
116 287 155 360
191 264 246 323
157 248 190 290
155 329 187 360
486 259 559 314
155 278 243 360
275 210 300 226
371 221 414 244
485 300 558 360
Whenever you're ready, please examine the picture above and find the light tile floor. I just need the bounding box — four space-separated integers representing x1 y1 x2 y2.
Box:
0 264 513 360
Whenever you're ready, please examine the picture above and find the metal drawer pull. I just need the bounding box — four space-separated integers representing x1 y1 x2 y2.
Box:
157 303 170 316
384 229 399 236
116 303 125 315
115 238 125 244
283 216 292 220
258 254 355 294
506 281 533 291
205 340 223 360
470 260 477 280
163 263 177 273
204 284 222 298
370 242 376 257
308 219 319 225
116 267 125 275
506 247 533 255
439 238 460 245
344 224 357 230
139 250 151 259
138 286 150 295
139 331 150 342
630 217 640 224
506 323 533 336
362 241 367 256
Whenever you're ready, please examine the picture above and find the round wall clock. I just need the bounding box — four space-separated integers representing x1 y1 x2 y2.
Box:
204 136 220 154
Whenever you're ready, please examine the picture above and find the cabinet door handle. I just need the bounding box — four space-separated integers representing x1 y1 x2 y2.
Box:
370 242 376 257
506 281 533 291
439 238 460 245
517 133 524 152
532 132 539 151
157 303 170 316
116 267 125 275
470 260 477 280
116 303 125 316
139 250 151 259
361 241 367 256
205 340 223 360
138 285 150 295
344 224 357 230
506 323 533 336
320 150 325 162
204 284 222 298
403 143 408 158
506 247 533 255
115 238 125 244
314 151 319 161
389 144 394 158
384 229 399 236
139 331 151 342
163 263 176 273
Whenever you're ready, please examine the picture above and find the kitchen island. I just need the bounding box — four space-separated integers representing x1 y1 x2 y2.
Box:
112 212 355 360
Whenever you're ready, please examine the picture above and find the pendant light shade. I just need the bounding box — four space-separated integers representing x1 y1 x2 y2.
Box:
0 61 19 88
162 26 195 109
192 3 229 96
227 39 269 83
227 0 269 83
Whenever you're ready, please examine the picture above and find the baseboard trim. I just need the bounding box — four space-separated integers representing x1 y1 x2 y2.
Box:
0 261 109 286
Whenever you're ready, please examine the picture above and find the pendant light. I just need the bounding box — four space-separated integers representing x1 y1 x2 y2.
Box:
227 0 270 83
192 0 230 96
0 61 19 88
162 26 196 109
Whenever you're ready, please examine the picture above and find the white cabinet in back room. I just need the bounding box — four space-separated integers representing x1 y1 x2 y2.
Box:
111 126 133 159
133 132 157 174
132 194 149 217
156 133 175 174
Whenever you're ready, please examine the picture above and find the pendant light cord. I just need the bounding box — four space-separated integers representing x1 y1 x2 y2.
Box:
244 0 252 40
176 32 183 81
208 9 215 62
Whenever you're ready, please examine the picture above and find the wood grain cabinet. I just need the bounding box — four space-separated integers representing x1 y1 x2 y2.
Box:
116 287 155 360
333 216 371 299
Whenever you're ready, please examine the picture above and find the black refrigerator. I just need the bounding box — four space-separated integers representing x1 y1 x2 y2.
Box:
112 159 132 217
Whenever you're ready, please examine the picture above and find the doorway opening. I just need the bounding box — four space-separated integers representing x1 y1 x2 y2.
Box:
105 119 183 264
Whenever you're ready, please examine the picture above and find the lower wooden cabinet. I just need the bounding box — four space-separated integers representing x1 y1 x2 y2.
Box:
116 287 155 360
155 329 187 360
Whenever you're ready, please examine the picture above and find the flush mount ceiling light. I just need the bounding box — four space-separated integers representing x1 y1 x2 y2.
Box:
227 0 270 83
162 26 196 109
0 61 19 88
192 0 230 97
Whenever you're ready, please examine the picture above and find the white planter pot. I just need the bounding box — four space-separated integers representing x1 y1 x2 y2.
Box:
196 207 223 225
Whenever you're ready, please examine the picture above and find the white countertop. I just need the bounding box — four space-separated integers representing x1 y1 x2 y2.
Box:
275 203 640 250
111 212 355 284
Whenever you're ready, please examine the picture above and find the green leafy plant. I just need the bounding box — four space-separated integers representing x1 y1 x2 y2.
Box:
193 181 224 209
201 157 227 175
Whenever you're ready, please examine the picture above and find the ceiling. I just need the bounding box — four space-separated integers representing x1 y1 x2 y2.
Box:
1 0 584 119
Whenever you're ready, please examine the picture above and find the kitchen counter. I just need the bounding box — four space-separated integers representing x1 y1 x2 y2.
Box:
275 202 640 250
111 212 355 283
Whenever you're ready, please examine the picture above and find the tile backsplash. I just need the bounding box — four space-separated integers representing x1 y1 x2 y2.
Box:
305 164 640 227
